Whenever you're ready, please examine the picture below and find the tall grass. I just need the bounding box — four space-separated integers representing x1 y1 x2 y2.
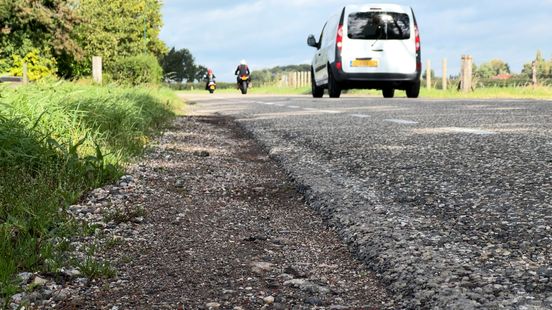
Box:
0 82 176 299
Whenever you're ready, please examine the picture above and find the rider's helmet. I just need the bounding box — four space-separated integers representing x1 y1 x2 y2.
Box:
240 59 247 66
208 68 213 75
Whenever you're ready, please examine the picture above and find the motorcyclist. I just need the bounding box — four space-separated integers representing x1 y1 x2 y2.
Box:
204 68 216 90
234 59 251 87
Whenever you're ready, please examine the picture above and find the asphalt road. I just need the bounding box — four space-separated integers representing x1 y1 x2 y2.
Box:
183 93 552 308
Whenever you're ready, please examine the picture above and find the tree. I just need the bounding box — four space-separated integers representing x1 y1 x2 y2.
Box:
194 65 208 83
159 47 198 82
0 0 82 76
521 50 552 79
251 64 311 85
475 59 510 79
75 0 167 76
422 69 435 80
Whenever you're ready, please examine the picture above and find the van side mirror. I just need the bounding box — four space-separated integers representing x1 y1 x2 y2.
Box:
307 35 319 48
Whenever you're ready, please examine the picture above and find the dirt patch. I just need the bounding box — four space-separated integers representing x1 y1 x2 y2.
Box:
56 115 393 309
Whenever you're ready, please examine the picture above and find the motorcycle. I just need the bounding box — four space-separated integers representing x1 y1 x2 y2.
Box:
238 75 249 95
207 80 217 94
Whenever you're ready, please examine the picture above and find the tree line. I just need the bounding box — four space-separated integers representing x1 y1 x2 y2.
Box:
251 64 311 86
0 0 207 83
423 51 552 81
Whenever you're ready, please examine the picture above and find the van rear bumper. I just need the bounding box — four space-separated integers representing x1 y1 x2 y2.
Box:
330 64 421 90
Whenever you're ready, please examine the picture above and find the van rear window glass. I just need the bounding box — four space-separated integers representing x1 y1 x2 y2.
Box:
347 12 410 40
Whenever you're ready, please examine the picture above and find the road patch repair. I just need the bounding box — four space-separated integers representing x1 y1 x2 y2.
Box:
13 115 393 309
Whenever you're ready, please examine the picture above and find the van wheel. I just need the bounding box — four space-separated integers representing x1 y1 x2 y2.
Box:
406 81 420 98
328 68 341 98
311 69 324 98
382 88 395 98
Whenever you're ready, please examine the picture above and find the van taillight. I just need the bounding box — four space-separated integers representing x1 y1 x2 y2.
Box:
415 25 420 52
336 25 343 53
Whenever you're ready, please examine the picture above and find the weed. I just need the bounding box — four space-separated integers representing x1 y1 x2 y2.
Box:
75 244 116 279
104 206 145 224
104 236 124 250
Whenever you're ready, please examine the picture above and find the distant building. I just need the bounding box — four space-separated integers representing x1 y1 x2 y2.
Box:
491 74 512 80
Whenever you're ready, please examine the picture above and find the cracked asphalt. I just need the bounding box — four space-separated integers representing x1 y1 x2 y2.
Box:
182 93 552 309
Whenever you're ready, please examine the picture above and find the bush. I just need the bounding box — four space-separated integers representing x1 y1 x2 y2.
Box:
110 55 163 85
7 48 58 81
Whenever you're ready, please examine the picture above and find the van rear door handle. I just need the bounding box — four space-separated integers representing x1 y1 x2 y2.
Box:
372 49 384 52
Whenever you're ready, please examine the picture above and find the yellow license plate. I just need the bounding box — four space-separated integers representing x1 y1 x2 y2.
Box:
351 59 379 67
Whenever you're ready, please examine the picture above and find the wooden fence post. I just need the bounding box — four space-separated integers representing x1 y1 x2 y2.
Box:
467 55 473 91
460 55 473 92
426 60 431 89
532 60 538 87
92 56 102 84
22 62 29 84
289 72 293 88
442 58 448 90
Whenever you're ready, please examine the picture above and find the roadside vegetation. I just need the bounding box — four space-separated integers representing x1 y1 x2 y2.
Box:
0 81 176 298
351 86 552 100
0 0 184 303
176 84 552 100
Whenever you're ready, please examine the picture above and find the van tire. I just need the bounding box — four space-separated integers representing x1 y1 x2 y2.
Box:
328 68 342 98
406 81 420 98
311 69 324 98
382 88 395 98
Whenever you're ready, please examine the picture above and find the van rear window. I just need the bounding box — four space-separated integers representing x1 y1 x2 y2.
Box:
347 12 410 40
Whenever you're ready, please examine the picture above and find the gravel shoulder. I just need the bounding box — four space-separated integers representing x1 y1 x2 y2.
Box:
26 114 394 309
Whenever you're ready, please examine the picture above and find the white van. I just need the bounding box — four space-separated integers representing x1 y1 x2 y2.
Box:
307 4 421 98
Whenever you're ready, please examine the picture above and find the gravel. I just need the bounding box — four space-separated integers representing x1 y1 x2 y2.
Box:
7 114 393 309
187 95 552 309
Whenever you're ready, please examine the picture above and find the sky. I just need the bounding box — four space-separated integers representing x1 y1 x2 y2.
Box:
160 0 552 82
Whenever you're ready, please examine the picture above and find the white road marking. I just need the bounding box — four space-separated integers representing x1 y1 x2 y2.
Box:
300 107 341 114
350 114 371 118
443 127 497 135
259 102 276 105
412 127 497 135
384 119 419 125
288 105 301 109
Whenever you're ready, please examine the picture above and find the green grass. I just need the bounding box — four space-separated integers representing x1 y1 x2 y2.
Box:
178 86 310 95
179 85 552 99
349 86 552 99
419 86 552 99
74 244 117 279
0 81 177 299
